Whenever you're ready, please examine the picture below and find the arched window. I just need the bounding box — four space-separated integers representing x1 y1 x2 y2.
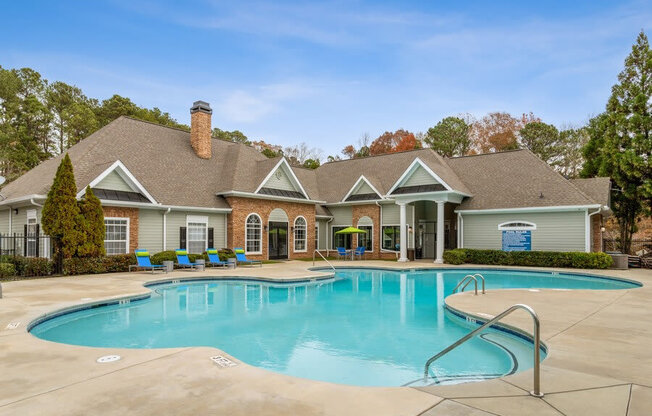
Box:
294 216 307 252
498 221 536 230
245 214 262 254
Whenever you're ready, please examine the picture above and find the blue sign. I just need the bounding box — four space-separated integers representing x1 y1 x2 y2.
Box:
502 230 531 251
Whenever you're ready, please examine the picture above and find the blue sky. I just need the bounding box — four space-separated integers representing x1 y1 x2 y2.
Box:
1 0 650 157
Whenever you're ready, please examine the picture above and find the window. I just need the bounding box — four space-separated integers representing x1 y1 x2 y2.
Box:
382 226 400 251
105 218 129 255
26 209 38 257
498 221 536 230
332 226 352 249
187 219 208 254
315 224 319 250
294 216 307 252
245 214 262 253
358 226 373 251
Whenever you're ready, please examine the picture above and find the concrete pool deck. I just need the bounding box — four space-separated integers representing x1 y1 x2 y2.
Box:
0 260 650 415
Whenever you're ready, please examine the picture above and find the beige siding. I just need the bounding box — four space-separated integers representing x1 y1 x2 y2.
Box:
96 170 132 192
403 165 439 187
353 181 376 195
263 166 298 192
381 203 414 225
317 219 328 249
0 209 9 234
330 206 352 225
462 211 586 252
269 208 289 222
9 207 42 234
164 211 227 252
138 210 163 253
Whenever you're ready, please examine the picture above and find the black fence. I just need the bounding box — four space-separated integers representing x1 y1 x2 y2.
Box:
0 233 55 258
603 239 652 256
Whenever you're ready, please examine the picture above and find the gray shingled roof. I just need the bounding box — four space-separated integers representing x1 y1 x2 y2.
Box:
447 149 598 210
0 118 608 213
570 177 611 208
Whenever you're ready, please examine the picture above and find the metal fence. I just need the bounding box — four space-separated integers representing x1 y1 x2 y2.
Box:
603 239 652 256
0 233 55 259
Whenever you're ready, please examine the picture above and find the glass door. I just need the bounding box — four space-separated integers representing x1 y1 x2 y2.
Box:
268 222 288 259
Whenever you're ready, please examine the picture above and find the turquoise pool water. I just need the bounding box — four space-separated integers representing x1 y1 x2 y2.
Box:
30 268 638 386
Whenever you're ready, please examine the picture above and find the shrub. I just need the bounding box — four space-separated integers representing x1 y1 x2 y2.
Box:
150 250 208 265
443 249 466 265
442 249 613 269
63 254 136 275
0 256 54 277
0 263 16 278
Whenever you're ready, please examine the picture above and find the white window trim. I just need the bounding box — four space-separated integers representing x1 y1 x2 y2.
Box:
293 216 307 253
245 213 263 255
315 223 320 250
498 221 537 231
356 217 374 252
104 217 130 254
186 215 208 254
381 224 401 252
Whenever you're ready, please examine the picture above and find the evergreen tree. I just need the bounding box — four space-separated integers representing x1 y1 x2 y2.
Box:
77 186 105 257
41 154 83 258
519 121 563 166
581 31 651 253
425 116 472 157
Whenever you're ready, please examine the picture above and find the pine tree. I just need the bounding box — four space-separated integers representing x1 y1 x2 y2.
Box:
41 153 83 258
77 186 105 257
581 31 651 253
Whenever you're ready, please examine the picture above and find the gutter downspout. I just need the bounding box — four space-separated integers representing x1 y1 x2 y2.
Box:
587 208 602 253
30 198 43 208
163 207 171 251
326 216 333 256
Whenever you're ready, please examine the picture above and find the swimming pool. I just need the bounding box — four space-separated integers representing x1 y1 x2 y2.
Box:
30 268 638 386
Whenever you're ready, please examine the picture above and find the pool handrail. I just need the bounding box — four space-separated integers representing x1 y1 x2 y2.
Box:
472 273 486 294
453 274 479 295
313 250 335 272
423 303 543 398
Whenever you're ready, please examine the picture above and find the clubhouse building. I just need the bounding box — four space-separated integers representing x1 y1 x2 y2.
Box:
0 101 611 262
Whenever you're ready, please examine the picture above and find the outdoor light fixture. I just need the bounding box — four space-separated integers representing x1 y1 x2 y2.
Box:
13 208 18 215
264 224 268 231
601 227 606 233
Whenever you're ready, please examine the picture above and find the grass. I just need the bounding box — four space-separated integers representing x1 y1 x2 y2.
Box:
295 256 338 261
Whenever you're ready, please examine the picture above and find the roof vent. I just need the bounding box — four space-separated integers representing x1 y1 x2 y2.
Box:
539 192 544 199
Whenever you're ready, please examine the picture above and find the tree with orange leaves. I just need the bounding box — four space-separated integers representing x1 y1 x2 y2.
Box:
369 129 421 155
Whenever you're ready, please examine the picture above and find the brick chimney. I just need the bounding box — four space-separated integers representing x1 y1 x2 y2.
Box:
190 100 212 159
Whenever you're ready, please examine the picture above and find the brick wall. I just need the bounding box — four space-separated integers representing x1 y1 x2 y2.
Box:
226 197 315 260
350 204 396 260
591 214 603 252
103 206 139 253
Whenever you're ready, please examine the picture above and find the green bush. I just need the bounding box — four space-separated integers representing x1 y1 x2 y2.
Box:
149 250 209 265
443 249 613 269
0 256 54 277
63 254 136 275
0 263 16 278
443 249 466 265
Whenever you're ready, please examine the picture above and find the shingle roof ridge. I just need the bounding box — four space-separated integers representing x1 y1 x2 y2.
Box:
446 148 527 159
317 147 433 167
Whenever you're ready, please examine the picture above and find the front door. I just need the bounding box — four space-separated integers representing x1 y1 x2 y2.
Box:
268 222 288 260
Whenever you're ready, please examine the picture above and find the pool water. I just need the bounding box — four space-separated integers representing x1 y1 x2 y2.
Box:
30 268 638 386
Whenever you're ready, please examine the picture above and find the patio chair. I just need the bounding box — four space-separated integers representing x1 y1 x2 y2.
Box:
206 248 228 268
233 248 262 267
129 250 167 274
354 246 366 260
175 249 200 271
336 247 348 260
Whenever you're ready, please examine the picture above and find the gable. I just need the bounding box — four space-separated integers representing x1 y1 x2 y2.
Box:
95 170 134 192
257 160 308 199
402 165 440 187
343 176 382 202
353 181 377 195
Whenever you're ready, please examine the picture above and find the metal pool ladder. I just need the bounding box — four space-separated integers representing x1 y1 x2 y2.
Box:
313 250 335 272
452 273 486 295
423 303 543 398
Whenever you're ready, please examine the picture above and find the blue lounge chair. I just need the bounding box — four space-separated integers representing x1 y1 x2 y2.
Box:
354 246 366 260
129 250 167 273
233 248 262 267
175 249 200 271
206 248 228 268
336 247 349 260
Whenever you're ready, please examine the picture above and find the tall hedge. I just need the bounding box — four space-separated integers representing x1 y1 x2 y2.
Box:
443 248 613 269
77 186 105 257
41 154 84 259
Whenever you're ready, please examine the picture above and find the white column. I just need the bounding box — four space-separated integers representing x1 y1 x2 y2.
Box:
435 201 445 263
398 202 408 262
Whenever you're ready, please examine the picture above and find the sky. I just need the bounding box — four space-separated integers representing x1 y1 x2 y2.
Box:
1 0 651 158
